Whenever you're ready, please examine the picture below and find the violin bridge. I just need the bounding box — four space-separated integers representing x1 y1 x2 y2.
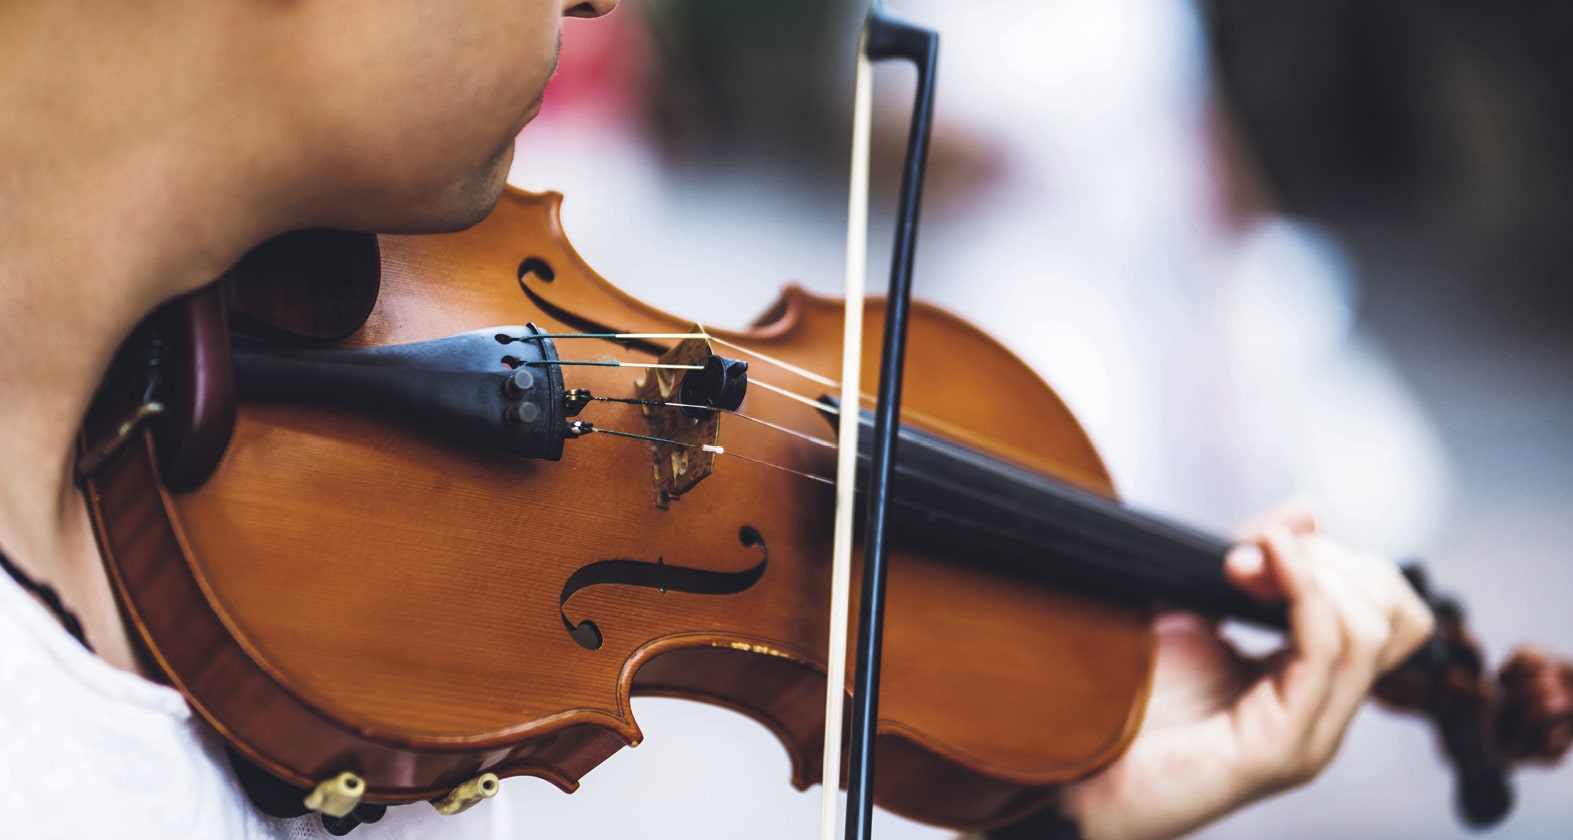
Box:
636 326 722 508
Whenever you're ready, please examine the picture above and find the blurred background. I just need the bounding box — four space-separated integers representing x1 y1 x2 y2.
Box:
499 1 1573 837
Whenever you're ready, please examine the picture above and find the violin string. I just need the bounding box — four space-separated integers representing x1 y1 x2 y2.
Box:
749 378 841 414
578 415 1137 544
585 395 838 451
565 374 1194 558
525 332 716 342
704 334 840 390
718 408 839 450
512 331 843 393
725 452 833 486
578 398 1243 560
579 399 1249 558
577 426 720 451
576 424 833 487
529 342 1219 553
574 417 1221 564
523 359 705 371
512 329 847 416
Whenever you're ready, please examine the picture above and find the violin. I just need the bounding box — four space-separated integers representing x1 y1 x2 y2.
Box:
79 187 1572 835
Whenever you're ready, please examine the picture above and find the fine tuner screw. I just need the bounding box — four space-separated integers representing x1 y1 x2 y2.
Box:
503 368 535 397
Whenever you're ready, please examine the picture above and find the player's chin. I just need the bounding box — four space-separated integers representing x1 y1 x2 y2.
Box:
379 144 516 235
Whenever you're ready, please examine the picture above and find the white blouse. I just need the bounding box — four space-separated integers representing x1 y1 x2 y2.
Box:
0 568 509 840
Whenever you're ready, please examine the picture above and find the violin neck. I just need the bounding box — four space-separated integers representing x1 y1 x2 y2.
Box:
857 413 1289 630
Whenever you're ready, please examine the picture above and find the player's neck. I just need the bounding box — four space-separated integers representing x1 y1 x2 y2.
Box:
0 5 284 663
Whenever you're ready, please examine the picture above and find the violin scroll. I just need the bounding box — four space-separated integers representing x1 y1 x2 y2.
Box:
1497 646 1573 764
1375 568 1573 826
81 188 1572 833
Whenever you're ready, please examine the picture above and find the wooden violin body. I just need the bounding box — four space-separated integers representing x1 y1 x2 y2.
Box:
83 188 1158 830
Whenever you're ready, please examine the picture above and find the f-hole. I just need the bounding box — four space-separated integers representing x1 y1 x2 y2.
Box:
518 257 556 284
515 255 669 357
559 526 769 651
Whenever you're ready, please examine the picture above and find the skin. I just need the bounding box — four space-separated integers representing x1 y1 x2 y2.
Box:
1061 502 1434 840
0 0 616 675
0 3 1430 838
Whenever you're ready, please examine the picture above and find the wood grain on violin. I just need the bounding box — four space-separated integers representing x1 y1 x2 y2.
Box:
82 188 1571 832
82 188 1157 831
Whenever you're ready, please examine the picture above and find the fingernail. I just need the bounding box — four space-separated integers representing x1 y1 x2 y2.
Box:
1226 544 1263 575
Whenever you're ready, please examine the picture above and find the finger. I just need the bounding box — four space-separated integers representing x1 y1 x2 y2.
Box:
1291 539 1440 773
1147 613 1257 726
1357 555 1434 672
1224 543 1285 601
1302 547 1392 754
1370 565 1435 673
1233 533 1434 795
1233 497 1319 543
1227 499 1320 601
1307 539 1434 674
1261 526 1340 717
1392 596 1435 670
1224 527 1345 792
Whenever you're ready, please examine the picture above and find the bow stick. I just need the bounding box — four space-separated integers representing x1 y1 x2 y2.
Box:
819 5 941 840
